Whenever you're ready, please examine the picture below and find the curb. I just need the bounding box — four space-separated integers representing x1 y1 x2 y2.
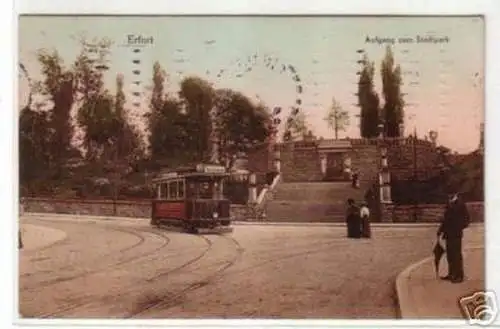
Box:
395 245 485 319
19 223 68 251
23 212 442 227
234 221 445 228
23 212 484 229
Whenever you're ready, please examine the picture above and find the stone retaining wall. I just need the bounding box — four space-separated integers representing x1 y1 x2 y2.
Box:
247 138 444 185
23 198 250 221
380 202 484 223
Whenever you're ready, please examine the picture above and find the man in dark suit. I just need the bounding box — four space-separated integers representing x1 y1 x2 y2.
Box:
437 192 470 283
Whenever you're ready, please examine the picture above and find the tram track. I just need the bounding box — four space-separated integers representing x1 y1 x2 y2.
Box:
20 223 147 279
34 233 332 318
34 230 212 318
134 237 352 313
127 234 244 318
144 234 214 282
206 238 347 277
20 225 171 293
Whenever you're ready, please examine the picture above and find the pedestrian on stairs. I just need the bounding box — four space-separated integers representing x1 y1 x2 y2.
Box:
346 198 361 238
360 202 371 238
351 171 360 189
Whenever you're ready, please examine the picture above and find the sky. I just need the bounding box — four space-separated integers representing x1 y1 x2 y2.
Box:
18 15 484 153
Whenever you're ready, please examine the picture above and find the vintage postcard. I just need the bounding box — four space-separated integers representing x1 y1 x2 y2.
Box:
18 15 487 321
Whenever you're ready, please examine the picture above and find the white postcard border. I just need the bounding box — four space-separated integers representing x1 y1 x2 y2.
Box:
4 1 500 329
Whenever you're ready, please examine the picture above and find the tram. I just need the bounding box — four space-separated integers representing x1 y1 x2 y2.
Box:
150 163 232 233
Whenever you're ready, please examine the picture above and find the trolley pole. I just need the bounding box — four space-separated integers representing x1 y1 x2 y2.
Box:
210 105 220 165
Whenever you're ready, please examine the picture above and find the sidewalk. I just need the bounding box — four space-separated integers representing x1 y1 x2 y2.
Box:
19 223 67 251
396 230 484 319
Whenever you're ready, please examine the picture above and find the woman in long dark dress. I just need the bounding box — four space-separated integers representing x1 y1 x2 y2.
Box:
346 198 361 238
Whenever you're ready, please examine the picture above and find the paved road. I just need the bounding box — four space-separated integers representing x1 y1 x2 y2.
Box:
19 214 446 319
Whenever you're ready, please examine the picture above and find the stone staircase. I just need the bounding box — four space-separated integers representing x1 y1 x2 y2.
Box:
262 181 368 222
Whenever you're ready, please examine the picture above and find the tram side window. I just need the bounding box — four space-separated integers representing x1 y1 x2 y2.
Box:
168 181 177 200
161 184 168 200
178 180 185 199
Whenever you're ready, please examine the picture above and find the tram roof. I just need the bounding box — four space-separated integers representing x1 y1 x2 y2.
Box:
152 163 229 182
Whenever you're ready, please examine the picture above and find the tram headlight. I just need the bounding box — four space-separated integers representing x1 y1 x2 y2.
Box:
213 212 219 219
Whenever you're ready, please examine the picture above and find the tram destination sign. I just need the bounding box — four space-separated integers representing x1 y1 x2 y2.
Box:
196 164 226 174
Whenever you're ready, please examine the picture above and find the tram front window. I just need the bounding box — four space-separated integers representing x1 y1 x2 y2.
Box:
186 179 224 199
200 182 211 199
213 181 224 199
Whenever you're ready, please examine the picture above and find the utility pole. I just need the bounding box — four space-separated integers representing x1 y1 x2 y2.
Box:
412 127 418 222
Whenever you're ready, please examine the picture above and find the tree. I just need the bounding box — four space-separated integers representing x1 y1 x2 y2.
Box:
150 61 166 115
325 97 350 139
73 37 113 160
214 88 271 168
76 91 120 160
381 46 405 137
19 104 53 195
146 61 166 161
179 76 215 162
358 54 380 138
146 62 193 168
148 97 193 167
35 50 78 177
114 73 144 162
19 63 36 110
283 111 308 141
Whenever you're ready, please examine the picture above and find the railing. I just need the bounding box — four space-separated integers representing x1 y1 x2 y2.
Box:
256 173 281 205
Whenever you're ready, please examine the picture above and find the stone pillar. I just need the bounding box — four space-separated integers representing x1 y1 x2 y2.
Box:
381 156 388 168
248 173 257 204
343 155 352 177
429 130 438 147
273 148 281 173
156 184 161 199
399 123 405 138
320 153 327 176
378 123 384 139
379 146 392 204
